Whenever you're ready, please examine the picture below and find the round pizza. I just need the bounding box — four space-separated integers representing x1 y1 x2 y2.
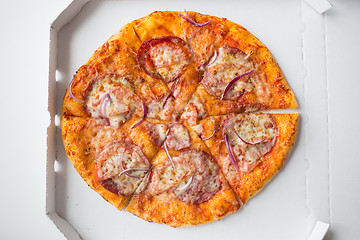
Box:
61 10 298 227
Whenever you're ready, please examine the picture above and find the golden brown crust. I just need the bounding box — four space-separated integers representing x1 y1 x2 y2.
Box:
60 10 298 227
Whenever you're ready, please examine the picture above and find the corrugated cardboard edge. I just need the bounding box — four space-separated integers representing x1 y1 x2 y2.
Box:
302 1 331 238
46 0 89 239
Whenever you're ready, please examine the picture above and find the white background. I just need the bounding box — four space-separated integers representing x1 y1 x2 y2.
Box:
0 0 359 239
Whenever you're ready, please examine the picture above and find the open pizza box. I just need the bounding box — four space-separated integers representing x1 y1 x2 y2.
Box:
47 0 332 239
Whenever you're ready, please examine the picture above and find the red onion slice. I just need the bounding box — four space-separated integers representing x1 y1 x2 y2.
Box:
118 168 149 178
176 175 193 191
164 141 175 169
200 117 216 141
206 50 219 67
117 145 150 178
131 101 147 129
179 10 211 27
235 131 268 145
68 78 84 103
225 133 239 171
221 70 255 100
163 78 179 109
99 93 111 118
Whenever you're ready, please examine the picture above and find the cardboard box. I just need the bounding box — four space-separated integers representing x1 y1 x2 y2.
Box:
47 0 331 239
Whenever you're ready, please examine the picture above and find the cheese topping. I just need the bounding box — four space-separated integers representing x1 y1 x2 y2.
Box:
137 36 191 82
85 74 143 127
95 142 150 196
202 63 255 100
150 156 196 195
165 124 191 150
174 150 221 204
225 113 277 174
150 150 221 204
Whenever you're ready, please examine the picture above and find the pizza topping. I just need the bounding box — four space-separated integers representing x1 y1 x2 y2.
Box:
224 113 277 173
163 142 175 168
139 121 168 147
163 77 179 109
164 124 191 150
174 150 221 204
209 46 253 67
235 131 268 145
206 49 219 67
95 142 150 196
221 70 255 100
134 171 151 194
150 155 196 195
84 74 143 127
175 175 194 191
68 77 84 102
150 150 221 204
146 94 174 121
131 102 147 129
137 36 191 82
224 133 240 171
179 10 211 27
99 93 111 118
199 117 216 141
202 63 256 100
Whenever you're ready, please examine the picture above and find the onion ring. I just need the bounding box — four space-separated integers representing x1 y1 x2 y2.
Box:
221 70 254 100
176 175 194 191
68 78 84 103
224 133 239 171
118 168 149 178
235 131 268 145
99 93 111 118
199 117 216 141
163 77 179 109
131 101 147 129
164 141 175 169
179 10 211 27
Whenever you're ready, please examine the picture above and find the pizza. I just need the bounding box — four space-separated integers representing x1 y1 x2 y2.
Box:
61 10 299 227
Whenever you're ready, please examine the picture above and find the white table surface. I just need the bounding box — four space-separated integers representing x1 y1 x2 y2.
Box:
0 0 359 239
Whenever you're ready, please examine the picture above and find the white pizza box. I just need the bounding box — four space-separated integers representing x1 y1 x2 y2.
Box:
46 0 331 239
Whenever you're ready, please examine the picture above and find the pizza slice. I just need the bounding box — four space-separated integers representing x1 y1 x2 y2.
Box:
133 11 234 120
61 115 167 210
126 123 240 227
182 23 297 125
190 112 298 204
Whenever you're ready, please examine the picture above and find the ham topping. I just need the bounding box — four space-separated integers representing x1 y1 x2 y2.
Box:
95 142 150 196
224 113 277 174
84 74 143 127
137 36 191 82
174 150 221 204
150 150 221 204
164 124 191 150
202 63 256 100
